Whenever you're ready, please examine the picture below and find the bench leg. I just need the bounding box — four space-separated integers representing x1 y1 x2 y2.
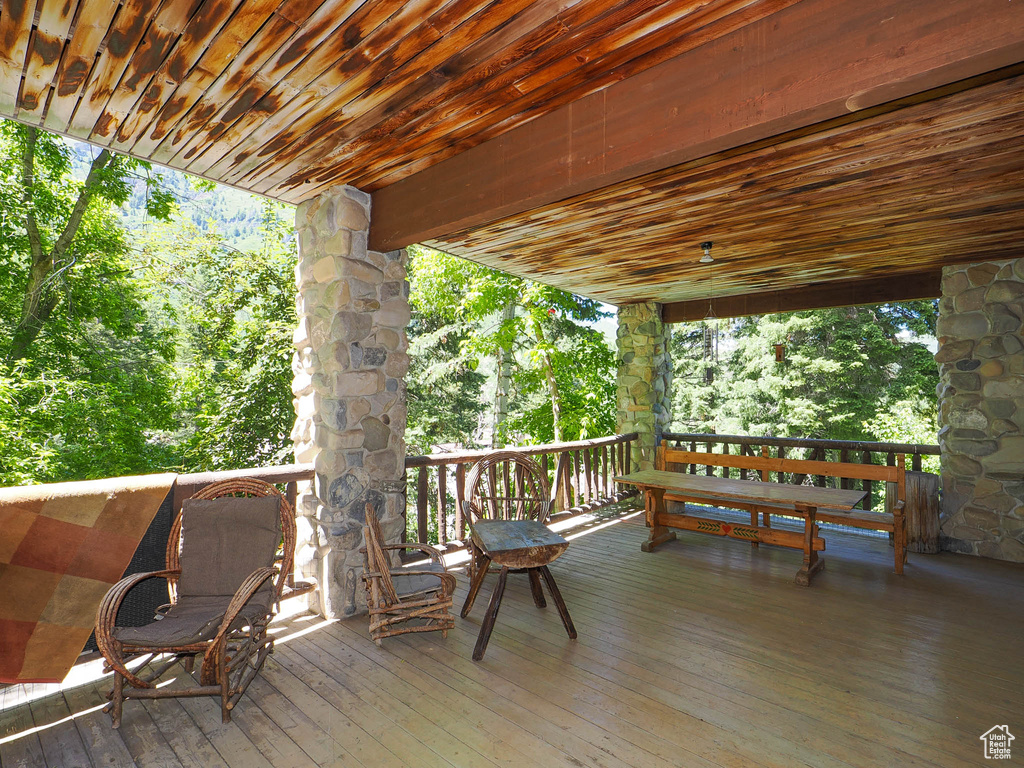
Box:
642 526 677 553
749 511 759 548
894 515 906 575
641 487 676 552
795 510 824 587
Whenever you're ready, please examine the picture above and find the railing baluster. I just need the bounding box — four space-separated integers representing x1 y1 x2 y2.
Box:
912 453 922 472
454 463 466 541
437 462 447 545
760 446 770 482
839 449 850 490
602 445 609 497
778 445 786 484
689 440 697 474
740 444 748 480
417 467 429 544
582 449 593 505
862 450 873 511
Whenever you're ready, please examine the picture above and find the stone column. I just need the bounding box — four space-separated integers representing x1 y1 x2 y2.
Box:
291 185 410 617
935 258 1024 562
616 302 672 470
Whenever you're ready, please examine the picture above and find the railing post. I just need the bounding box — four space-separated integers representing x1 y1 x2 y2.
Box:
760 446 770 482
862 450 874 511
454 463 466 542
417 467 429 544
437 462 448 545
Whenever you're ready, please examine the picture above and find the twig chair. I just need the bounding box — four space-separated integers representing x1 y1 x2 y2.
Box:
361 506 455 644
95 478 294 727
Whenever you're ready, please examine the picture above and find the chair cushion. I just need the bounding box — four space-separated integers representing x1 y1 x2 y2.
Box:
177 495 281 599
392 562 447 597
112 595 271 647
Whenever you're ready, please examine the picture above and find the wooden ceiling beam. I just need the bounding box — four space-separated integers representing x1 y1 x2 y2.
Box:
661 272 943 324
369 0 1024 252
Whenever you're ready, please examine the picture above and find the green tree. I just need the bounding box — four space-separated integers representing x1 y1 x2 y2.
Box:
138 201 298 471
0 121 177 483
408 245 616 447
670 302 939 442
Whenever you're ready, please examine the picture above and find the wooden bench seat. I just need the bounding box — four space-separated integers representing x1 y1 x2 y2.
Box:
658 445 908 574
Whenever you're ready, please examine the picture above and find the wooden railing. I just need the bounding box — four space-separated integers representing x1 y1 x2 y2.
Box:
661 432 939 512
405 433 640 548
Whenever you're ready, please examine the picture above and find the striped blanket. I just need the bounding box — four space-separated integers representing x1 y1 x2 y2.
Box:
0 473 175 684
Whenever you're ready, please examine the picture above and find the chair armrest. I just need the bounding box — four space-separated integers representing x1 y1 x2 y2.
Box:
95 569 181 688
200 566 279 685
381 542 445 566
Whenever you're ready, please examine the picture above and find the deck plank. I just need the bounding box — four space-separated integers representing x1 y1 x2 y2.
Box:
1 515 1022 768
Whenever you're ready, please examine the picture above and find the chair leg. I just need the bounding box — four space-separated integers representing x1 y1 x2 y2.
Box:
528 569 547 608
461 553 491 618
473 567 509 661
110 672 124 729
539 566 577 640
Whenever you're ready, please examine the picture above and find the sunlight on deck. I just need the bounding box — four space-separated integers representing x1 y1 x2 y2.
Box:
2 507 1022 768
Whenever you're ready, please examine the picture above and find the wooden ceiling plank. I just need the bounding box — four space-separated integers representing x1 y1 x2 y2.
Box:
108 0 253 153
427 76 1024 306
284 0 794 197
153 0 367 167
63 0 161 140
91 0 203 145
142 12 298 162
260 0 717 196
368 0 1024 250
40 0 116 133
0 0 37 115
181 0 426 176
205 0 462 185
226 0 550 190
17 0 77 121
662 272 943 322
133 0 318 158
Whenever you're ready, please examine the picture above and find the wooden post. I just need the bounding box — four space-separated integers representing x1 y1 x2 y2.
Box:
437 463 447 545
454 463 466 541
417 467 429 544
903 471 941 553
861 450 873 511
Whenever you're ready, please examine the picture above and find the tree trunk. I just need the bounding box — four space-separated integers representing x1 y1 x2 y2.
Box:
529 314 562 443
7 129 112 363
492 302 515 447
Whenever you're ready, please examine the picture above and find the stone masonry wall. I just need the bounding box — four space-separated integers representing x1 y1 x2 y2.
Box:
616 302 672 470
935 258 1024 562
291 185 410 617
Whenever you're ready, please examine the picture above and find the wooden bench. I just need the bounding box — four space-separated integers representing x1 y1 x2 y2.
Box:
657 445 908 574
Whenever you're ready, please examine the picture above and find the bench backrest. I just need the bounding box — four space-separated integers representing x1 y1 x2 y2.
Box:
658 446 906 502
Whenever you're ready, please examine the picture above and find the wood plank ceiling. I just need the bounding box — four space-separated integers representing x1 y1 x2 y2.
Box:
0 0 793 202
428 74 1024 307
0 0 1021 311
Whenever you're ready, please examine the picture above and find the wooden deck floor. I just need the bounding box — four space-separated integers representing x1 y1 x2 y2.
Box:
3 511 1023 768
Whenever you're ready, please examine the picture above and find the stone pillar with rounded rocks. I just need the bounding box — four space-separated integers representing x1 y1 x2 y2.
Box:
616 302 672 470
935 258 1024 563
291 185 410 617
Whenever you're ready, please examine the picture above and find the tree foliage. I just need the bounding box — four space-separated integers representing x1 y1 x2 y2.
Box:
671 302 939 445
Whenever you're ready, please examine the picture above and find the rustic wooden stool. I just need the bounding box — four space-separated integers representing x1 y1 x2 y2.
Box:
461 518 576 661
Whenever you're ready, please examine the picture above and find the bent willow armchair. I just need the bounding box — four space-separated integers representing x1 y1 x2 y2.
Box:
362 506 455 644
95 478 295 727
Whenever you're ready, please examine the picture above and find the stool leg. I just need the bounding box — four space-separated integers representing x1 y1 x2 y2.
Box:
539 566 577 640
528 569 547 608
473 566 509 661
461 552 491 618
